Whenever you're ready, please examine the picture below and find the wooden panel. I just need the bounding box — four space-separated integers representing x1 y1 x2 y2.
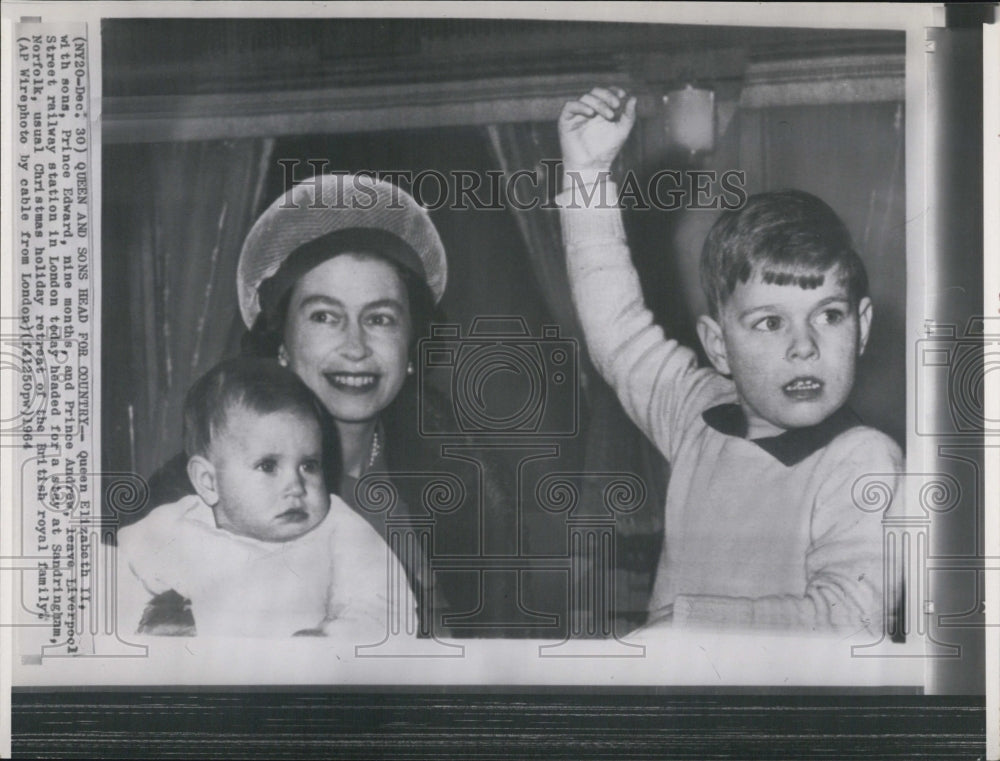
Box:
102 73 640 143
11 691 985 759
740 54 905 107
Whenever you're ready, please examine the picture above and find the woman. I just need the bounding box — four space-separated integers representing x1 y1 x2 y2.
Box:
150 173 492 637
238 173 447 491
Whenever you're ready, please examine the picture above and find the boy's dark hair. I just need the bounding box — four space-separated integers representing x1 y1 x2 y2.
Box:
699 190 869 318
183 357 340 486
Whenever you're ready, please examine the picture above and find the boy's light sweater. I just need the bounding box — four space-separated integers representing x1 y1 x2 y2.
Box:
559 180 901 632
116 493 410 639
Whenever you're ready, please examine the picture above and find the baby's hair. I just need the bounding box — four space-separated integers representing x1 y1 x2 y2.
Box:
699 190 869 318
183 357 340 485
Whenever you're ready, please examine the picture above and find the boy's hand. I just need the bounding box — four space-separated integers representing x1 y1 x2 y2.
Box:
558 86 637 173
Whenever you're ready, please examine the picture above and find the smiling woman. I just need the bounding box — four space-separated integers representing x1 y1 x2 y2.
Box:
280 254 414 451
138 173 498 639
238 175 445 479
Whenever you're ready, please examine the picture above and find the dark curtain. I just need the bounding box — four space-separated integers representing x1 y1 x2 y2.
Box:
485 123 668 634
102 138 274 482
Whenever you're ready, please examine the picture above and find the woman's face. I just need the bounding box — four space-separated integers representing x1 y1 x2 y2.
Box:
281 253 412 425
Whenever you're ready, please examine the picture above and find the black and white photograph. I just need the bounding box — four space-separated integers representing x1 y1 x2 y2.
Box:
2 2 995 758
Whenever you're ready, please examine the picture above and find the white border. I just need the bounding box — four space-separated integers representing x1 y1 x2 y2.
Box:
2 3 993 755
1 13 17 761
0 1 939 27
983 20 1000 761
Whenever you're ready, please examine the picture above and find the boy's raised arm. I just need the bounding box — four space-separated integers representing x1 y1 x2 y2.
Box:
557 88 724 459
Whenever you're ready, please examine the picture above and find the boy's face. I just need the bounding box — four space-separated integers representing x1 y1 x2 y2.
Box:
198 408 330 542
698 266 872 439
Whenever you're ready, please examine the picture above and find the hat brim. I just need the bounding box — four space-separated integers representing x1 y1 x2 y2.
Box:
237 174 447 327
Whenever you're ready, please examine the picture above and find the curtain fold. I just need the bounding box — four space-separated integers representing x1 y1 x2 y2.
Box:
485 122 668 633
103 138 274 481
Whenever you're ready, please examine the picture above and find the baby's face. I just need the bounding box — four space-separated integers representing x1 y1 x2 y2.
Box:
209 408 330 542
714 267 872 438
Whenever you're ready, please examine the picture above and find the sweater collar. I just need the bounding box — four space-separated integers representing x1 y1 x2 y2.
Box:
702 403 862 466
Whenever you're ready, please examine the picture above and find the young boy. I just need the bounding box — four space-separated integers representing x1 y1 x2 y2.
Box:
557 87 901 632
116 357 407 638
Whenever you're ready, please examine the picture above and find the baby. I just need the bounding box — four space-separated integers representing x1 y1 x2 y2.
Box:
557 87 902 632
116 357 406 638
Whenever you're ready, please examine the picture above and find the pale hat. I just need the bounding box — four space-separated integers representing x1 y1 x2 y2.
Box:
237 173 447 327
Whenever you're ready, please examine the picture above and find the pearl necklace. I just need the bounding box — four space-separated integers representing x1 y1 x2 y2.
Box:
367 427 381 470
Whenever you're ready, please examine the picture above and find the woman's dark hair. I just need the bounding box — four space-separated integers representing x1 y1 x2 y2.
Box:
241 250 439 362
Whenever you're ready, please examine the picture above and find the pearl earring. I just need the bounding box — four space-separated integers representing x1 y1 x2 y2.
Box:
407 361 415 376
278 348 289 367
